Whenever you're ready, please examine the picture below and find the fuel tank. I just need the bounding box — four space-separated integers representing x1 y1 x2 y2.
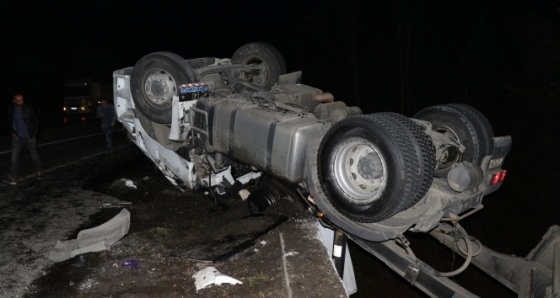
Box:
193 95 331 183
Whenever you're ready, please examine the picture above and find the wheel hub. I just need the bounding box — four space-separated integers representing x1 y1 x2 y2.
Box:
334 138 387 204
240 58 268 86
433 125 462 170
357 153 383 180
144 69 176 106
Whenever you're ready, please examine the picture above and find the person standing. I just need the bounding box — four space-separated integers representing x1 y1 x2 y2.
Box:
3 93 42 185
96 96 116 153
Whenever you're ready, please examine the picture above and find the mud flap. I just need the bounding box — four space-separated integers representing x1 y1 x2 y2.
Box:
48 208 131 262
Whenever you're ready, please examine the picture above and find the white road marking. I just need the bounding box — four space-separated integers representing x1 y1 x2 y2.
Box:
279 231 293 298
0 129 123 155
17 144 128 182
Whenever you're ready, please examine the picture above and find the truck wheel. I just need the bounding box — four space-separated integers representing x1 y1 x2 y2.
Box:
318 113 435 223
413 104 494 174
231 42 286 91
130 52 197 124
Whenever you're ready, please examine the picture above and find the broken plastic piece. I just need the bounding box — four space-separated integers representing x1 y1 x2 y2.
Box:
121 179 137 189
238 189 250 201
48 208 131 262
121 259 140 269
193 266 242 291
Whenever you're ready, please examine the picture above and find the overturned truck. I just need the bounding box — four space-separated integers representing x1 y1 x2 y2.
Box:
113 42 559 297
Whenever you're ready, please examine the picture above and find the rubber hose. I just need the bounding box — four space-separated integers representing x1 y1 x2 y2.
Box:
419 222 473 277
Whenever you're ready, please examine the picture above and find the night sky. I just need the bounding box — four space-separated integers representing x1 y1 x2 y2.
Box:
3 0 559 131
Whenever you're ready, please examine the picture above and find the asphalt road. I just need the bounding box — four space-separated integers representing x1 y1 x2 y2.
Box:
0 120 137 297
0 120 349 298
0 121 129 182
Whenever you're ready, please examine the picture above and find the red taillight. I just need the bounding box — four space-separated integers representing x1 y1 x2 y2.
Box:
491 170 507 185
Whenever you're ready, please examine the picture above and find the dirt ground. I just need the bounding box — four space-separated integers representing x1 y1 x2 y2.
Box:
0 145 347 298
2 106 558 297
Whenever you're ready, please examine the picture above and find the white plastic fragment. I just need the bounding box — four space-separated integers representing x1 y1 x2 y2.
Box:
48 208 131 262
193 266 242 291
238 189 251 201
121 179 137 189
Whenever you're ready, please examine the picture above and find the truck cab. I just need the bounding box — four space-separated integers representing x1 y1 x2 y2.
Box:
63 79 111 115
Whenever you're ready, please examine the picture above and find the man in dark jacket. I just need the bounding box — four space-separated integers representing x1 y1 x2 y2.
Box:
96 96 116 153
3 93 42 185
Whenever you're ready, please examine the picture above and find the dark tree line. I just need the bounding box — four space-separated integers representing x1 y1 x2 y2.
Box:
283 0 559 119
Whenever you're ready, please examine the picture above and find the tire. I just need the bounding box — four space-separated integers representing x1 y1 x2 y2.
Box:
186 57 217 69
231 42 286 91
130 52 197 124
247 187 280 215
413 104 494 175
318 113 435 223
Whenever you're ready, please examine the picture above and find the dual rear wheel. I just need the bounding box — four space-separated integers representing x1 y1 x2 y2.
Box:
318 113 435 223
314 105 494 223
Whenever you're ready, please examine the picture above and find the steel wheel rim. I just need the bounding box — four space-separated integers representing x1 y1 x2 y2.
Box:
143 68 177 107
333 138 387 203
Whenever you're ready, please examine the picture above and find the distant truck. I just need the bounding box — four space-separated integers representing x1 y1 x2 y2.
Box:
63 79 111 114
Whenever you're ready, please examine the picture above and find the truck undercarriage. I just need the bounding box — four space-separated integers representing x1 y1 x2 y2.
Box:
113 42 559 297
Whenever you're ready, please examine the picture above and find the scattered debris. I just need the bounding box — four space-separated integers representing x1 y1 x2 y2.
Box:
121 179 137 189
102 201 132 208
238 189 250 201
48 208 131 262
193 266 242 291
121 259 140 269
